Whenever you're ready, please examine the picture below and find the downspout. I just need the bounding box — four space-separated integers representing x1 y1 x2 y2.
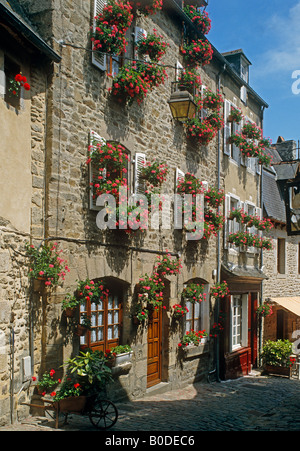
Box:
214 64 226 382
259 105 266 366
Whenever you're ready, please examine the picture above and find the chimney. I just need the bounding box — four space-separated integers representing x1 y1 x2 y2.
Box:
275 139 298 162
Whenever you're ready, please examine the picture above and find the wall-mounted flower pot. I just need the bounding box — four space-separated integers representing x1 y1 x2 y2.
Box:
115 351 133 366
264 365 291 377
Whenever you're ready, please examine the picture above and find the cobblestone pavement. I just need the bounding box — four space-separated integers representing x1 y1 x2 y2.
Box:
1 375 299 432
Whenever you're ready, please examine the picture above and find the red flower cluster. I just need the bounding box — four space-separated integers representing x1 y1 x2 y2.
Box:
91 0 133 55
136 29 169 61
182 39 213 67
136 0 163 16
183 5 211 35
15 73 30 91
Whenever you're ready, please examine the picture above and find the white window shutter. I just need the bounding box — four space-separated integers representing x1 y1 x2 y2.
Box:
134 152 146 195
89 130 106 210
240 85 247 103
224 194 231 249
201 85 208 119
174 168 185 229
92 0 107 71
232 120 241 164
223 99 231 156
134 27 148 60
175 60 183 82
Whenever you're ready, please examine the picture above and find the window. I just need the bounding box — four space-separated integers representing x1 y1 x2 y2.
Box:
185 301 201 332
232 296 242 349
223 99 242 163
4 56 20 108
80 283 122 352
230 294 248 351
277 238 286 274
224 193 241 250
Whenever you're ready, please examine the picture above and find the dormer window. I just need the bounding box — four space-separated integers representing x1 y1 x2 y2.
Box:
222 49 251 85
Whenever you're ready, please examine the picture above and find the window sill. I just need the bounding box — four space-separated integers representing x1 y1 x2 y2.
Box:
181 341 209 359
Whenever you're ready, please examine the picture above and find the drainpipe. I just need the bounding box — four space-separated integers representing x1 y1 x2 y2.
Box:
259 105 266 365
214 64 226 382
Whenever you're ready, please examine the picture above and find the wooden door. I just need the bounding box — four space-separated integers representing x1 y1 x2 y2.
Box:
147 307 162 388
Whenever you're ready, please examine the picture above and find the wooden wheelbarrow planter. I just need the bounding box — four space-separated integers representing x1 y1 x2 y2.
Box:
21 395 118 429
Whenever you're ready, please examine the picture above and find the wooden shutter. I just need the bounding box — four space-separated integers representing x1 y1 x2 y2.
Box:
223 99 231 156
92 0 107 71
134 152 146 195
89 130 106 210
174 168 185 229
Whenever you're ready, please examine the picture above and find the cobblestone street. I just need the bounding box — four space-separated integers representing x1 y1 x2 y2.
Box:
1 374 299 432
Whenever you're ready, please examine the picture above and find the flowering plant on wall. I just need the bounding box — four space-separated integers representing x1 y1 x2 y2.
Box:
178 329 207 347
177 68 202 93
256 302 273 318
91 0 133 55
7 73 30 97
185 116 217 145
228 106 243 123
202 89 223 111
181 283 206 303
228 231 273 250
76 278 109 304
136 29 169 61
137 273 165 307
25 242 70 287
183 4 211 35
182 39 213 67
140 160 168 187
154 253 182 276
210 281 230 299
136 0 163 16
172 304 189 318
177 172 205 196
204 187 225 208
109 62 167 105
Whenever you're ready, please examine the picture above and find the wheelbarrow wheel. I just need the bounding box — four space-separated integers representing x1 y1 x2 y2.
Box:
89 399 118 429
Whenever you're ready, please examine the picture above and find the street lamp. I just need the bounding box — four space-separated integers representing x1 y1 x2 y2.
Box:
167 89 197 122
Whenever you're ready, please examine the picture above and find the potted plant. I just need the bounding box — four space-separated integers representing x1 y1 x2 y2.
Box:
202 88 223 111
136 29 169 61
75 314 92 336
7 72 30 98
228 106 243 123
181 283 206 303
178 329 207 348
183 4 211 35
256 303 273 318
140 160 168 187
185 116 217 145
62 293 80 317
111 344 133 365
172 304 189 318
182 38 213 67
261 340 293 377
204 186 225 208
154 253 182 276
210 281 230 299
242 121 262 140
136 0 163 16
91 0 133 55
36 369 59 395
25 242 70 288
177 68 202 94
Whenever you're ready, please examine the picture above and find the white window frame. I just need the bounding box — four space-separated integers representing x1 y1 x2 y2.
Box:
224 193 241 252
230 294 248 352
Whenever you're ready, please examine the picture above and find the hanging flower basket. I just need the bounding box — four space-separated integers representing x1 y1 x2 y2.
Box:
91 0 133 55
177 68 202 94
136 0 163 16
202 88 223 111
228 106 243 123
185 117 217 145
183 5 212 35
140 160 168 186
256 303 273 318
136 29 169 61
204 186 225 208
210 281 230 299
181 283 206 303
172 304 189 318
182 39 213 67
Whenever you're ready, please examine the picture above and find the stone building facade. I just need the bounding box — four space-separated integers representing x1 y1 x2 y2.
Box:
0 0 272 426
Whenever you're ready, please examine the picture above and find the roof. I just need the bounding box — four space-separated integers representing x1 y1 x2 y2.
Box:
262 170 286 223
269 297 300 317
222 48 252 66
0 0 60 63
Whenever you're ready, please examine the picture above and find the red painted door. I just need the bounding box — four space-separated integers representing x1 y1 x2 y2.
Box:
147 308 162 388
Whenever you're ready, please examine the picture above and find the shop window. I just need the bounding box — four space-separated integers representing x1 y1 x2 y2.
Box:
79 282 123 352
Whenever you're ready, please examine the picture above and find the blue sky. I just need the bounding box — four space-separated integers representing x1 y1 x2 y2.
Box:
206 0 300 144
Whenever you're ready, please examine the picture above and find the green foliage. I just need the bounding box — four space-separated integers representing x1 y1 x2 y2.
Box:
261 340 293 367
